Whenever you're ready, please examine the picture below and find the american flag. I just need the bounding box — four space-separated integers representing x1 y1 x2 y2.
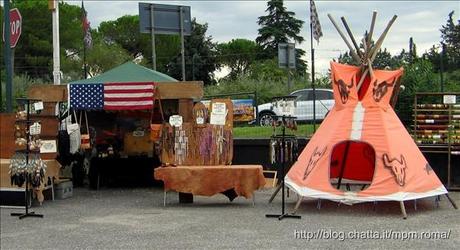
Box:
310 0 323 43
69 82 156 110
69 84 104 110
104 82 155 110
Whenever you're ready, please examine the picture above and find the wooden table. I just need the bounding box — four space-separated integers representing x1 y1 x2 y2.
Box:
154 165 265 205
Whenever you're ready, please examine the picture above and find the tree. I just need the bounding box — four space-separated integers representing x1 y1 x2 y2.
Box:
256 0 307 75
217 39 261 79
98 15 181 73
165 19 219 85
10 1 83 80
440 11 460 70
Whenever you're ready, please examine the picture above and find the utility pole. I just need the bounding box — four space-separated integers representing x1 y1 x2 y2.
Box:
50 0 61 84
4 0 13 112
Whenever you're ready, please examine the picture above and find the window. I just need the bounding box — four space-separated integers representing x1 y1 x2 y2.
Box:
292 90 312 101
316 90 333 100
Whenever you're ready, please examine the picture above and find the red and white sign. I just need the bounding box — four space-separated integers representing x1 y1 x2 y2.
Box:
2 8 22 48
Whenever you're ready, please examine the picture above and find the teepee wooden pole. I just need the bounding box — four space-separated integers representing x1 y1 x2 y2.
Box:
367 11 377 48
400 201 407 219
368 59 375 79
370 15 398 62
328 14 361 63
341 17 363 58
356 68 369 91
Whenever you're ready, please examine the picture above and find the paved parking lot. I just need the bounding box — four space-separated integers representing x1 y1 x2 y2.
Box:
1 187 459 249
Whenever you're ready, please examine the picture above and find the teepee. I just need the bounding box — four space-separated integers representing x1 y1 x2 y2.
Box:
285 12 456 218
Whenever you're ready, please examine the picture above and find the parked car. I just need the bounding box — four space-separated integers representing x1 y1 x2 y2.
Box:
257 88 335 126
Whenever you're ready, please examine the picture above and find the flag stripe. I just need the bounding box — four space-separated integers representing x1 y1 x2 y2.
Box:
104 89 154 94
105 82 156 86
104 85 153 90
104 100 153 106
104 93 153 98
104 97 153 102
104 105 153 110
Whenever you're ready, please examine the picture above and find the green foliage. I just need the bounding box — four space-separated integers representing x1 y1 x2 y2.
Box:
440 11 460 70
1 74 46 111
97 15 181 73
205 71 310 105
166 19 219 85
217 39 261 79
423 11 460 72
10 1 82 80
395 59 437 123
233 124 314 138
256 0 307 75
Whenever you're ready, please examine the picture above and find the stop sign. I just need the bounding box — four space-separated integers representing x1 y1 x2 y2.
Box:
2 8 22 48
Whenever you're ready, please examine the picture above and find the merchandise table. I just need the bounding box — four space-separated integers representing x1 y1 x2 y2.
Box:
154 165 266 205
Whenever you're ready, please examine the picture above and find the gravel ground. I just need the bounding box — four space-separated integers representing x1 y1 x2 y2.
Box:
1 187 459 249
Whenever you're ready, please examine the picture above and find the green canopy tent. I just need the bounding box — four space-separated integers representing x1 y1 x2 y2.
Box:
70 61 177 84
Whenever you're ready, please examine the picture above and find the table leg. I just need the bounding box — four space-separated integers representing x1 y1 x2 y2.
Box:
163 190 166 207
252 193 255 207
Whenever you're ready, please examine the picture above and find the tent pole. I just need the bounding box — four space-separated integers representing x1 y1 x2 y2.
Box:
292 197 303 214
400 201 407 219
337 141 351 189
445 194 458 209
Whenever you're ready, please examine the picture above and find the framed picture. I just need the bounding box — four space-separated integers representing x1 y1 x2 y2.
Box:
40 140 57 153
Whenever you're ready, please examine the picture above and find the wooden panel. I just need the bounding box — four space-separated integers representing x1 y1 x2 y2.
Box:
178 99 193 122
28 84 67 102
0 114 16 158
157 81 203 100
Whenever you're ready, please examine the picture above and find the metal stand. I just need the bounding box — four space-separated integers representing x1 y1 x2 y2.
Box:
11 98 43 219
11 178 44 219
266 116 301 220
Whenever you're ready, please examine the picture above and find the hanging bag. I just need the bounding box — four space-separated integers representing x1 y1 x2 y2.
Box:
80 111 91 150
150 96 165 142
67 110 81 154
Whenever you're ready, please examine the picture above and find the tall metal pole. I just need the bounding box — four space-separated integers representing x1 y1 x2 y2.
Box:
179 6 186 81
286 44 291 91
4 0 13 112
52 0 61 85
150 4 156 70
310 22 316 132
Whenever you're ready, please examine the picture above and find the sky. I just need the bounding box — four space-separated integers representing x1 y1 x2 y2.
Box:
67 0 459 76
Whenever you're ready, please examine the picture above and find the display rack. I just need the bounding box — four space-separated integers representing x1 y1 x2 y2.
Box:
10 98 44 219
266 95 301 220
413 92 460 190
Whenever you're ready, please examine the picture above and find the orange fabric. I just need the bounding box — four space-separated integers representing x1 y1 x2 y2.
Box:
286 62 446 201
154 165 266 199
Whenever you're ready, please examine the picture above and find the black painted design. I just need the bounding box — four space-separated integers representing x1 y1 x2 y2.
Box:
372 79 395 102
383 153 407 186
303 146 327 180
335 79 354 104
